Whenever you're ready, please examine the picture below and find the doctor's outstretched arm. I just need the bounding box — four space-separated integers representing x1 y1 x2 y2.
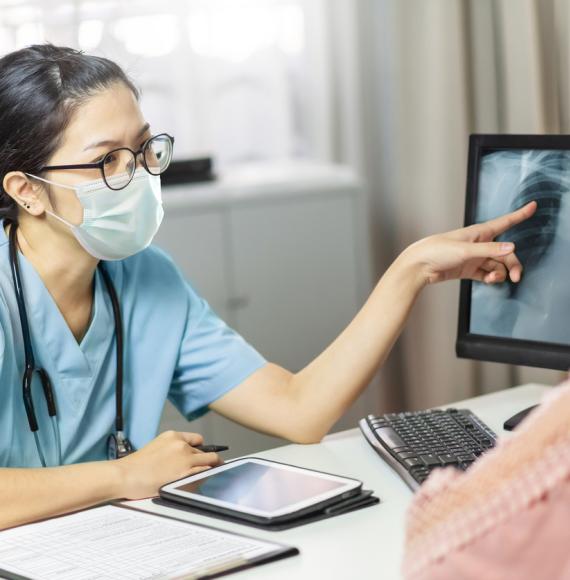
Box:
210 202 537 443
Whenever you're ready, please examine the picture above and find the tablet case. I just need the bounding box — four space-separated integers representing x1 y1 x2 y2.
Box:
153 489 380 531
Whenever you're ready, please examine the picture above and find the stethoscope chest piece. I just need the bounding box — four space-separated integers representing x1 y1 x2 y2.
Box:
107 431 134 460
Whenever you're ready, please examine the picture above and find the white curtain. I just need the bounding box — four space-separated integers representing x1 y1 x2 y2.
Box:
326 0 568 411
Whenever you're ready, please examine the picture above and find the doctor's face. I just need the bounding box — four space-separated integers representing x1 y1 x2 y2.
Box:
34 82 151 227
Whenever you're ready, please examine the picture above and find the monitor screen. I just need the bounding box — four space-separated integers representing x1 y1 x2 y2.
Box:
457 135 570 370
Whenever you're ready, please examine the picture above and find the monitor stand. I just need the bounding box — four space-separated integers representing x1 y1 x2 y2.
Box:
503 404 539 431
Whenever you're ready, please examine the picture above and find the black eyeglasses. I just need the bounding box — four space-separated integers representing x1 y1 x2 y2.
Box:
40 133 175 191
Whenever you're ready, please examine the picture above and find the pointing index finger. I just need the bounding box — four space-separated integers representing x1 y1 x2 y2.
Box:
481 201 537 239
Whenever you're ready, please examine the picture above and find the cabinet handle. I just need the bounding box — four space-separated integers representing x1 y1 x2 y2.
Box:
227 296 250 310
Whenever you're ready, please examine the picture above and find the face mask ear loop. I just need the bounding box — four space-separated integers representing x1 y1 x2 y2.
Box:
44 208 77 230
24 173 77 191
25 173 79 224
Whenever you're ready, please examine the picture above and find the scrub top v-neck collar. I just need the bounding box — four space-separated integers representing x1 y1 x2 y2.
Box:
1 226 113 380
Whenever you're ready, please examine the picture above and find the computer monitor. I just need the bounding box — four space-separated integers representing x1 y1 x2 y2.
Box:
457 134 570 372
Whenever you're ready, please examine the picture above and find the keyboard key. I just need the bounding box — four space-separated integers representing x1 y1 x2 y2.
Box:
397 451 418 460
438 453 459 465
374 427 406 449
419 454 442 466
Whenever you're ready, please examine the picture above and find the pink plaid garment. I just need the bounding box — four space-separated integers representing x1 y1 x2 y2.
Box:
402 381 570 580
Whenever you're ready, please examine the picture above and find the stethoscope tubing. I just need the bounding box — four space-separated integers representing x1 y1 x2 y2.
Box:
8 221 128 466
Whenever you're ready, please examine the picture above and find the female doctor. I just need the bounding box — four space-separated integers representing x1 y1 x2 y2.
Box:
0 45 536 530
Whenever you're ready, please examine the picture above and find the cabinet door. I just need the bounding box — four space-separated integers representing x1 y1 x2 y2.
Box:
153 207 230 321
229 196 361 371
154 207 229 442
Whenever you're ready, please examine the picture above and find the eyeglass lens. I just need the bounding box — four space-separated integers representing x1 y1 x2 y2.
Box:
144 134 173 175
102 135 173 190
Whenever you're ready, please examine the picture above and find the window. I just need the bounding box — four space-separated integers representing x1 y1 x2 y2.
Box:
0 0 332 168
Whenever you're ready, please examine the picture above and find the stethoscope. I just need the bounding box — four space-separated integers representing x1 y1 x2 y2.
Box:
8 222 134 466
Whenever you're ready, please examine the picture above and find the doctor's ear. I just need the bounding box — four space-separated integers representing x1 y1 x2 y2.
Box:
2 171 47 217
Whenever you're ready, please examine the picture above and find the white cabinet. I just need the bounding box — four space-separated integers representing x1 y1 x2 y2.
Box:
156 209 231 321
229 196 361 370
155 162 376 457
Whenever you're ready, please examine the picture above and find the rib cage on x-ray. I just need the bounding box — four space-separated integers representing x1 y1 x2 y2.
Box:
470 149 570 345
503 151 566 297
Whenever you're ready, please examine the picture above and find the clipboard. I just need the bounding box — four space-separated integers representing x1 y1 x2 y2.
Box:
0 503 299 580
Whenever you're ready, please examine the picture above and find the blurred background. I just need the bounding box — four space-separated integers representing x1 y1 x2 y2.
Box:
1 0 567 456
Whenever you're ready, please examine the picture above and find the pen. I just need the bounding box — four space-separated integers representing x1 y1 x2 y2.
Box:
194 444 229 453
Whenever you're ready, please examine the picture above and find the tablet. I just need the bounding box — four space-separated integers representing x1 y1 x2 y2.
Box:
160 457 362 523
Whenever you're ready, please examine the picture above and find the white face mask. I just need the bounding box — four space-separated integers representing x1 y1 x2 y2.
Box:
25 168 164 261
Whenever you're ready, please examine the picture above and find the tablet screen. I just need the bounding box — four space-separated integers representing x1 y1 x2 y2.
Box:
173 460 349 512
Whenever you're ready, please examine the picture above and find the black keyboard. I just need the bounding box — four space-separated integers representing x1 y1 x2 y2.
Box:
359 408 496 490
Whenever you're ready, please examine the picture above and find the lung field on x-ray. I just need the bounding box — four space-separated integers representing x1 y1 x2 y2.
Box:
470 149 570 346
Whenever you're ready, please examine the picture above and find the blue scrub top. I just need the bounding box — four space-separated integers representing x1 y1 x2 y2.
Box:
0 226 266 467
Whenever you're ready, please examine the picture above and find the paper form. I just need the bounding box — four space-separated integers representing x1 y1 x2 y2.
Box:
0 504 292 579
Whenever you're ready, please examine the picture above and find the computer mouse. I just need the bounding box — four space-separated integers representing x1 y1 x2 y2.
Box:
503 405 539 431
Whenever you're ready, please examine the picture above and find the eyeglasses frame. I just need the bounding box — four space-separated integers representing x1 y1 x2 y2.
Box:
38 133 175 191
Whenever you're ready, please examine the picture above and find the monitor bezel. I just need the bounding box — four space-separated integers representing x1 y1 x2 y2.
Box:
456 133 570 371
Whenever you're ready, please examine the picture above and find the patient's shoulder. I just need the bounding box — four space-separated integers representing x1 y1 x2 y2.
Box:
403 381 570 580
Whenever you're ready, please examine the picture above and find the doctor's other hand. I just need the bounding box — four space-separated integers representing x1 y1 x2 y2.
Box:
114 430 222 500
400 201 537 286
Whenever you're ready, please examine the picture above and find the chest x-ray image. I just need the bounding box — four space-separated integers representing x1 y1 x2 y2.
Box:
470 149 570 345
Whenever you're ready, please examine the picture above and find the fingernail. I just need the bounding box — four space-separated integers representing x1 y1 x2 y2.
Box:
500 243 514 252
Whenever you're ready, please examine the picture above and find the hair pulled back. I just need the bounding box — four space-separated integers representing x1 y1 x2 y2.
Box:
0 44 138 222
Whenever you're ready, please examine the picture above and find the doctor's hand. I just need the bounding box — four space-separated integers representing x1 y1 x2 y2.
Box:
400 201 537 286
114 430 222 500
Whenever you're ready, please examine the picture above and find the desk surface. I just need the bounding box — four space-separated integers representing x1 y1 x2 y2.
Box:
124 384 551 580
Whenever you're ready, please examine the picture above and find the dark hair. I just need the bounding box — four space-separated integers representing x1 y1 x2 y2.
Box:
0 44 139 222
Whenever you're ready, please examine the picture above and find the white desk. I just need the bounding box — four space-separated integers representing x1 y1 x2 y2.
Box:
125 384 551 580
